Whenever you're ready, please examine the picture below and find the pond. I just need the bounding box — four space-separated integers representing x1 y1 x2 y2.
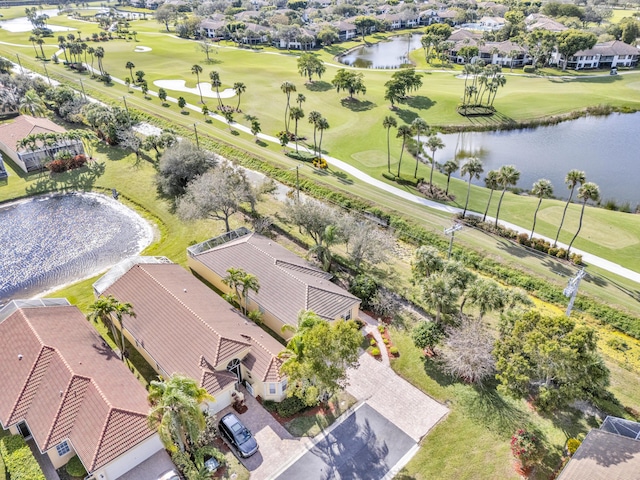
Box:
439 112 640 207
339 34 423 69
0 192 153 305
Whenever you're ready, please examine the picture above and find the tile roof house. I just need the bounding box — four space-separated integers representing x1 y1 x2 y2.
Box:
95 258 288 408
565 40 639 70
187 229 361 340
0 299 164 480
0 115 84 174
557 416 640 480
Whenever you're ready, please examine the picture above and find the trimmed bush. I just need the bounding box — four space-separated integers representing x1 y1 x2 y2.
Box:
0 435 46 480
370 338 377 346
378 325 386 334
523 65 536 73
370 347 381 356
566 438 581 456
65 455 87 478
0 451 5 480
389 346 399 356
277 396 306 418
262 399 278 412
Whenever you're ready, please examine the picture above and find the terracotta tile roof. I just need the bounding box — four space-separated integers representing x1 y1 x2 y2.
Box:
0 304 154 473
575 40 640 57
0 115 66 154
101 262 284 395
191 232 360 327
242 337 284 383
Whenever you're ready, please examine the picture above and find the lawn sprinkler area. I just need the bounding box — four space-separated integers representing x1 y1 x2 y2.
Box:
152 80 236 99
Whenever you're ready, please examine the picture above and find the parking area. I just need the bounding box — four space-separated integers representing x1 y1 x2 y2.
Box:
272 403 416 480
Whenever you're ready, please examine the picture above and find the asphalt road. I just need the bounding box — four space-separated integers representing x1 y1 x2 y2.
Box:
274 403 416 480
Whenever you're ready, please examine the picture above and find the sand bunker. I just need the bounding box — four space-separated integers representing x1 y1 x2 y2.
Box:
134 46 152 53
153 80 236 99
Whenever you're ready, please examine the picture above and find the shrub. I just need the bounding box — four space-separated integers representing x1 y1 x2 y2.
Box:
277 396 307 417
285 151 316 162
523 65 536 73
349 274 378 309
389 346 399 356
370 347 381 356
370 338 377 347
510 429 545 468
383 338 389 345
65 455 87 478
46 159 67 173
378 325 386 334
0 435 46 480
262 399 278 412
566 438 581 455
607 337 630 352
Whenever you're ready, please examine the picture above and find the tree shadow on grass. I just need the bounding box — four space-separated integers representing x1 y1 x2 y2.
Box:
305 80 333 92
329 169 353 185
340 98 375 111
24 162 106 195
406 95 436 110
396 108 419 124
95 143 130 161
256 140 268 147
421 355 458 388
540 407 589 439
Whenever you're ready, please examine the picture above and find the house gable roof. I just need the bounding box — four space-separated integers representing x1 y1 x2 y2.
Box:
101 262 285 390
575 40 639 57
0 115 66 154
190 232 360 327
0 304 154 473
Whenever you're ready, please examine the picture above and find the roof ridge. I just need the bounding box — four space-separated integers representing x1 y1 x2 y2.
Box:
43 374 91 449
307 283 358 301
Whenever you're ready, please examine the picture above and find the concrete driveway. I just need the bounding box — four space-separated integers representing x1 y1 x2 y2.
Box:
216 389 312 480
272 403 416 480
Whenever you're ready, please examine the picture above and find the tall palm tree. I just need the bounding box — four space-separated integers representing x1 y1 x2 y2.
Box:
382 115 397 173
233 81 246 111
482 169 499 221
396 124 412 177
529 179 554 240
421 273 458 323
280 81 296 133
19 89 47 117
209 70 223 108
147 375 213 453
466 278 506 320
87 295 120 354
553 169 586 247
316 117 329 160
494 165 520 227
113 300 136 362
86 46 95 76
308 110 322 157
296 93 306 108
36 37 46 59
29 35 39 56
567 182 600 258
222 267 260 315
191 64 204 103
460 157 483 218
442 159 458 196
289 106 304 153
411 118 429 178
126 61 135 84
426 134 444 192
94 46 105 75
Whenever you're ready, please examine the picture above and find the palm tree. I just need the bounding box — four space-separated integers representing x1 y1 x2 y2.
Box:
296 93 306 109
553 169 586 247
147 375 213 453
396 124 412 177
280 81 296 133
461 157 483 218
316 117 329 160
233 81 246 111
567 182 600 258
222 267 260 315
426 134 444 192
529 179 554 240
421 273 458 323
308 110 322 156
125 61 135 84
113 300 136 361
19 89 47 117
29 35 39 56
36 37 46 59
494 165 520 227
209 71 223 108
94 46 105 75
411 118 429 178
191 64 204 103
86 46 95 76
382 115 397 173
482 170 499 221
442 159 458 196
87 296 120 349
289 106 304 153
466 278 506 320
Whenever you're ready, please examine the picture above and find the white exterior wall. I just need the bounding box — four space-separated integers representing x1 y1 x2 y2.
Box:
91 434 164 480
46 441 77 469
205 387 234 414
0 140 25 172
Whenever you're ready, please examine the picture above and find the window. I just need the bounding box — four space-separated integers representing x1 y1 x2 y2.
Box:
281 379 288 393
56 441 70 456
269 383 276 395
345 310 352 321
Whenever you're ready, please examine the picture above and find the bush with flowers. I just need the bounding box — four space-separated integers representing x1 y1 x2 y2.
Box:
510 429 545 468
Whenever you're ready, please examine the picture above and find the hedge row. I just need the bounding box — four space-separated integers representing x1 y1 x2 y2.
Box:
0 435 45 480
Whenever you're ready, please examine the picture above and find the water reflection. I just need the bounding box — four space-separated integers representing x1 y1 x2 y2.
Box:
339 34 423 69
0 193 153 304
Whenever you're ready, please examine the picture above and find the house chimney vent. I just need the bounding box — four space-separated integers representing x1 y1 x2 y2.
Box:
18 354 23 360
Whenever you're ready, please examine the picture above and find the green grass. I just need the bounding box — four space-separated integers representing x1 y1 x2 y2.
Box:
284 391 358 437
391 329 590 480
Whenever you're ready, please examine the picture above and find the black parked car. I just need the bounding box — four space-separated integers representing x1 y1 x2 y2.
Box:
218 413 259 458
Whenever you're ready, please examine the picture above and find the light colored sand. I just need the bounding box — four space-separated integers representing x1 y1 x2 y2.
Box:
134 46 152 53
152 79 236 99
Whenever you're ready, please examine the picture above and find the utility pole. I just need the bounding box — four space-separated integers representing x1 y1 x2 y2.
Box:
563 268 586 317
79 78 87 101
122 96 131 127
444 223 463 260
42 62 51 86
193 123 200 149
15 53 24 75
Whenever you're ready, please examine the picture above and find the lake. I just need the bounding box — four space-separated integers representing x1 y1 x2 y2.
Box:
339 34 423 69
439 112 640 206
0 192 153 305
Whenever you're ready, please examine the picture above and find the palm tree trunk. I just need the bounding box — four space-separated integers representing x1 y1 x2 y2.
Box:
313 126 317 157
463 178 472 218
567 201 587 257
446 175 451 195
386 128 391 173
294 119 299 153
397 140 406 177
119 318 126 362
429 153 436 193
495 188 507 227
483 189 494 222
318 130 324 159
554 187 576 247
530 198 543 240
